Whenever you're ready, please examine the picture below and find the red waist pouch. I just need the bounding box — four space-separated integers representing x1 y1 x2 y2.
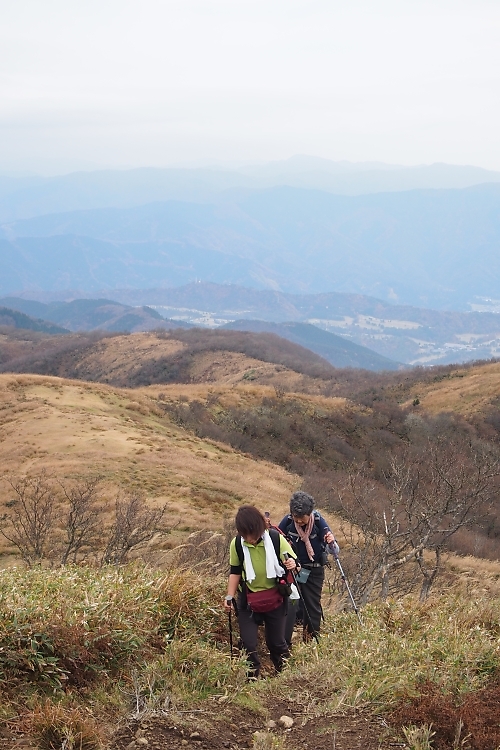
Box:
246 586 283 613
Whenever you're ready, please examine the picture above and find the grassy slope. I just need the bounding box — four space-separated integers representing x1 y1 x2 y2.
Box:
1 339 500 748
0 328 336 394
400 361 500 416
74 332 332 391
4 330 498 418
0 373 299 557
1 558 499 749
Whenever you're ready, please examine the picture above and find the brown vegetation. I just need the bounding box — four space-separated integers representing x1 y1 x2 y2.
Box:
1 327 500 575
390 678 500 750
0 328 337 387
1 323 500 749
0 373 298 561
0 471 170 567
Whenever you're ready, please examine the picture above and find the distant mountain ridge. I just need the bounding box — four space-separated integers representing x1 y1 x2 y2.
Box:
6 283 500 367
1 157 500 222
2 183 500 310
1 295 398 370
99 283 500 328
86 283 500 367
0 306 68 334
221 320 401 371
0 297 191 333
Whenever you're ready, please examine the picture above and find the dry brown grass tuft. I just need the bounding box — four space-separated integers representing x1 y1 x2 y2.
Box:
390 678 500 750
26 701 106 750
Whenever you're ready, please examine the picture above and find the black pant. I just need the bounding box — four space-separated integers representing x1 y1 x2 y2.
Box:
285 566 324 644
237 594 289 676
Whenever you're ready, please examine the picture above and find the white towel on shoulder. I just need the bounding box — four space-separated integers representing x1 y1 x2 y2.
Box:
242 530 285 584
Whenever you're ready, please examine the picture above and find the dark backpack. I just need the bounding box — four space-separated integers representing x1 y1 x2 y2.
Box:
283 511 328 565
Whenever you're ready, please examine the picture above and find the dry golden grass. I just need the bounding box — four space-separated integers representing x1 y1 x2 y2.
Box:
141 380 349 412
444 553 500 597
184 348 330 392
0 373 300 557
65 332 186 382
187 349 287 384
403 362 500 416
43 330 332 391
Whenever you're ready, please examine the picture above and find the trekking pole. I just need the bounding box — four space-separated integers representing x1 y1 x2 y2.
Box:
227 597 239 659
283 553 320 644
329 544 363 626
228 605 234 658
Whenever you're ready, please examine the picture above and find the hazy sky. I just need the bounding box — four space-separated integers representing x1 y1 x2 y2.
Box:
1 0 499 174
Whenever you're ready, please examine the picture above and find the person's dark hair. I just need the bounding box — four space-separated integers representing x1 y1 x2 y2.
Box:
290 491 315 517
235 505 266 538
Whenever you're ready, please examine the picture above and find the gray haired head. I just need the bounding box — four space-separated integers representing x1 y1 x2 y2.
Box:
289 491 315 516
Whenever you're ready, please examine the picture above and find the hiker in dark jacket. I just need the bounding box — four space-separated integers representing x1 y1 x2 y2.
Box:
279 491 338 643
223 505 296 678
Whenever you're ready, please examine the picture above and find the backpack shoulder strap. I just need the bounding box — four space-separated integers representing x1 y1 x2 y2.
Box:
235 534 244 564
314 510 322 531
313 511 327 549
282 515 294 538
269 527 283 562
236 529 283 568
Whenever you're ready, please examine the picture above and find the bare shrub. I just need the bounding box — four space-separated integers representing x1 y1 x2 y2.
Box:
58 476 105 565
102 494 169 565
332 436 500 603
0 472 60 566
172 522 235 573
1 475 172 567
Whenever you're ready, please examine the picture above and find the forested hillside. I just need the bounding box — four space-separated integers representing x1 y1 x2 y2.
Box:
0 306 68 334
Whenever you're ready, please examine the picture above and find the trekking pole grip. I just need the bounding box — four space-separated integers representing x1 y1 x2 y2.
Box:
283 552 298 584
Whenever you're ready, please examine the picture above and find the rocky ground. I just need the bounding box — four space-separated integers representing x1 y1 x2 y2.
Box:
113 703 391 750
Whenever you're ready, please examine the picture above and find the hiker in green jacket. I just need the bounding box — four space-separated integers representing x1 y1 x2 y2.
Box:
223 505 297 678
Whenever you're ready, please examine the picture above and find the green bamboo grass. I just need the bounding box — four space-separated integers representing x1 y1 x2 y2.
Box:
0 564 498 746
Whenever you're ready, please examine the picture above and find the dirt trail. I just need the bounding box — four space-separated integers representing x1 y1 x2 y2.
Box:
113 703 388 750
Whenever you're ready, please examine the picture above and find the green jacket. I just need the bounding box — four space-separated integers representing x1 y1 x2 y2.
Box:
229 534 296 592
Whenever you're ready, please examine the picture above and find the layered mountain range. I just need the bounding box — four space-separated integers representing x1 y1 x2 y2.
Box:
3 283 500 367
2 156 500 221
1 157 500 367
1 178 500 311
